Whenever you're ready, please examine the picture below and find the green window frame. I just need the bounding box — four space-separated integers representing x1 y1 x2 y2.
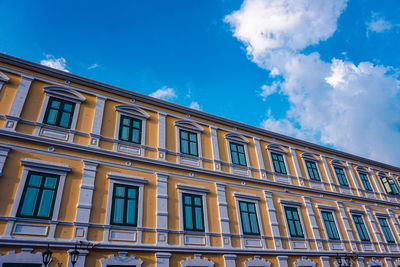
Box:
182 193 204 232
180 130 198 156
43 97 76 128
239 201 260 235
359 172 373 191
321 211 340 240
334 167 348 186
111 184 138 226
305 160 320 181
271 152 287 174
352 214 370 241
17 171 59 219
230 142 247 166
380 176 399 195
378 217 395 243
119 115 142 144
284 206 304 238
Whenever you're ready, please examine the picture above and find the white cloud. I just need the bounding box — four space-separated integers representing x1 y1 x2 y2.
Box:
366 13 392 34
226 0 400 165
260 82 279 100
189 101 201 111
40 54 69 72
88 63 99 69
149 86 177 100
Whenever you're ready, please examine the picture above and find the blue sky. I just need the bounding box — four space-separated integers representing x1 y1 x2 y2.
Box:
1 0 400 166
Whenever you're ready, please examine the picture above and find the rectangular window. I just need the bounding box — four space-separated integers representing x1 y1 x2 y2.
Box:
239 201 260 235
180 130 198 156
334 167 348 186
321 211 340 240
378 217 395 243
359 172 373 191
43 97 76 128
230 142 247 166
17 172 59 219
352 214 370 241
271 152 287 174
182 193 204 232
305 160 320 181
284 206 304 238
111 184 138 226
380 176 399 195
119 115 142 144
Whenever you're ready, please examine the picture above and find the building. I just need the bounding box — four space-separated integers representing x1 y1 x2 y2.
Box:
0 52 399 267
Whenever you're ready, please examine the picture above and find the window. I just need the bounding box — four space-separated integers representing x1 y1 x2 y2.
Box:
334 167 348 186
182 193 204 232
352 214 370 241
43 97 76 128
111 184 138 226
118 115 142 144
305 160 320 181
180 130 198 156
17 171 59 219
271 152 287 174
380 176 399 195
239 201 260 235
230 142 247 166
359 172 373 191
321 211 340 240
378 217 395 243
284 206 304 238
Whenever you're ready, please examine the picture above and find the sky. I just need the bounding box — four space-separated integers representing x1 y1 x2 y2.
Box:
0 0 399 166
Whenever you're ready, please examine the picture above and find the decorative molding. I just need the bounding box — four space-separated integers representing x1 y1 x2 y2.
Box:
100 251 143 267
301 152 320 161
0 70 10 82
44 86 86 102
107 172 148 184
367 257 383 267
0 146 10 176
0 248 44 265
234 192 260 201
20 158 72 172
331 160 347 168
174 119 204 132
294 256 316 267
267 143 288 154
180 254 214 267
115 104 150 119
225 132 249 144
244 255 271 267
280 199 302 207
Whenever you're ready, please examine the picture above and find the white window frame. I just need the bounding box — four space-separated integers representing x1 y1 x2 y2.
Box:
317 205 344 249
177 183 210 246
104 172 148 242
225 132 250 168
375 213 396 244
267 144 291 183
175 120 204 167
113 104 150 156
280 200 307 240
349 210 373 244
100 251 143 267
180 254 214 267
35 86 86 142
356 167 374 192
331 160 349 186
301 153 322 181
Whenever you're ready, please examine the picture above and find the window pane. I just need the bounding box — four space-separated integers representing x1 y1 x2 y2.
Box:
122 117 131 126
181 131 188 140
194 196 201 206
230 143 237 152
239 153 246 166
50 100 61 108
44 177 57 189
279 161 287 174
237 145 244 153
127 188 137 199
112 198 124 224
249 213 259 234
131 128 140 143
115 186 125 197
28 174 42 186
190 142 198 156
59 112 71 128
184 195 192 205
232 152 239 165
133 120 141 129
63 103 73 112
285 209 293 220
189 133 197 142
37 189 54 218
184 206 193 229
195 207 203 230
19 188 39 216
181 140 189 154
241 213 251 233
120 126 130 141
288 220 296 236
46 109 58 124
295 221 304 237
126 199 137 225
240 202 248 212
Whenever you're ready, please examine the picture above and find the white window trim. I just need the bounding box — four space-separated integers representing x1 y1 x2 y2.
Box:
180 254 214 267
367 257 383 267
177 183 210 246
331 160 349 185
244 255 271 267
100 251 143 267
294 257 316 267
301 153 322 181
234 192 265 249
357 169 374 192
35 86 86 142
175 120 204 167
267 144 291 183
104 172 148 243
280 200 307 241
113 104 150 156
225 132 251 175
349 210 373 243
318 205 345 245
375 214 396 244
0 248 44 265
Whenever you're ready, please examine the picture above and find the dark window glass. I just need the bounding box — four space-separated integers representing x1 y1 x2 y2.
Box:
230 142 247 166
378 218 395 243
271 152 287 174
239 201 260 235
305 160 320 181
43 97 75 128
284 206 304 238
334 167 348 186
182 193 204 232
359 172 373 191
180 130 198 156
119 115 142 144
17 172 59 219
380 176 399 195
352 214 370 241
321 211 340 240
111 184 138 226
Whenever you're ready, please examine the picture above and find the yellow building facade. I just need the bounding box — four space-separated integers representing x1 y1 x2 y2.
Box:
0 53 400 267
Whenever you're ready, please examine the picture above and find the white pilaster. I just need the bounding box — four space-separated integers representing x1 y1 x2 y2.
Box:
369 168 386 200
156 252 171 267
264 191 282 249
364 207 385 252
303 197 323 250
216 183 231 247
210 126 221 171
321 156 336 191
223 254 236 267
337 202 357 251
254 138 266 177
388 209 400 242
346 162 362 196
0 146 10 176
277 256 288 267
89 96 106 147
158 112 167 160
156 173 169 245
321 256 330 267
290 147 302 180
